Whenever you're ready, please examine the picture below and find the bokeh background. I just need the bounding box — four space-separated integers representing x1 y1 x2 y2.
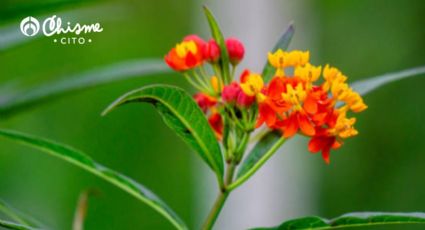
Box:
1 0 425 229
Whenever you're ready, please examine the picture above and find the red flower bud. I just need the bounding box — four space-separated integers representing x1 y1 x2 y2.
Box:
184 34 206 49
203 39 221 63
236 91 255 107
193 93 217 113
222 82 241 103
208 113 223 139
226 37 245 65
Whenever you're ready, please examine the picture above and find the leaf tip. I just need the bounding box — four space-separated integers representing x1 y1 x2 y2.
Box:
202 4 211 13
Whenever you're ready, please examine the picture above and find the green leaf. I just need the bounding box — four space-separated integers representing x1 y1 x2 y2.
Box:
0 59 171 117
228 132 285 191
203 6 231 84
102 84 224 184
262 23 295 82
0 129 187 230
0 199 43 228
253 212 425 230
0 219 38 230
351 65 425 96
236 131 282 179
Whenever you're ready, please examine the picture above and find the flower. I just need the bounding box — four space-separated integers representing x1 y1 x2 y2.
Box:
256 50 367 163
236 90 255 108
239 69 264 97
208 112 223 139
226 38 245 65
165 35 205 71
204 39 220 63
268 49 309 76
222 82 241 103
308 133 341 164
278 78 317 137
221 81 255 107
194 93 217 113
165 33 368 164
308 110 357 164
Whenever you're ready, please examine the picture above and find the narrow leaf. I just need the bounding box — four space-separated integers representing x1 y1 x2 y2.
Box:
351 65 425 96
0 199 42 228
0 219 37 230
0 59 171 117
262 23 295 82
236 131 282 179
0 129 187 230
102 85 224 183
203 6 231 84
254 212 425 230
228 132 285 191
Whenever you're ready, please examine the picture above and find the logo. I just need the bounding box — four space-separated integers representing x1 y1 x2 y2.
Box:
20 16 40 37
20 15 103 45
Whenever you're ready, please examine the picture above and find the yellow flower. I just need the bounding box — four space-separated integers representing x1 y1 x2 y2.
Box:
344 91 368 113
329 112 358 138
240 72 264 96
268 49 286 76
285 50 309 67
295 63 321 89
281 82 307 110
322 65 347 92
268 49 310 76
331 80 368 113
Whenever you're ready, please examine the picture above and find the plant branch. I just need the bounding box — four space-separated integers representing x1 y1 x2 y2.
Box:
202 161 237 230
227 137 286 191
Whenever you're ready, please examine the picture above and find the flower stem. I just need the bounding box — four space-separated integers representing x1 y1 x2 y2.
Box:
202 162 237 230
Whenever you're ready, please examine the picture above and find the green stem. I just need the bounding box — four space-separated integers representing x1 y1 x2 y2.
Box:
227 137 286 191
202 162 237 230
201 190 229 230
231 65 236 80
193 71 214 94
184 73 205 92
235 132 250 163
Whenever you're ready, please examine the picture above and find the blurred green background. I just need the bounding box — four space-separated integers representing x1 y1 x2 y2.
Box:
0 0 424 229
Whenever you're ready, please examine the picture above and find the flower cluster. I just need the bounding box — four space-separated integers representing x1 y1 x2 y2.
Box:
165 35 367 164
257 50 367 163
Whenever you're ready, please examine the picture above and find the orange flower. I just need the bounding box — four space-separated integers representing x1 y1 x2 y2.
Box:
256 102 279 128
165 35 205 71
307 110 358 164
263 77 292 114
255 77 290 128
259 76 321 137
308 132 342 164
281 110 315 137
